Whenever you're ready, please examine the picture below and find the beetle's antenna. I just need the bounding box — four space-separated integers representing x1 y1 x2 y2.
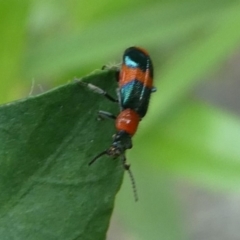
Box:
127 166 138 202
89 150 107 166
122 155 138 202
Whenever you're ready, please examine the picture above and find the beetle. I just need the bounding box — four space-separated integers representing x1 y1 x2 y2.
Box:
84 47 156 201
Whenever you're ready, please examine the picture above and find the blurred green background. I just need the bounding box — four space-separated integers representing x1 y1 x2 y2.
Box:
2 0 240 239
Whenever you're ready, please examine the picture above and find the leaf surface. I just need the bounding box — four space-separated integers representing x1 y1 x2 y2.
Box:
0 70 123 240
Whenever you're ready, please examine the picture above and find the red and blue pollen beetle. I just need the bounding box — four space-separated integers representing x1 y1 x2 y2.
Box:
85 46 156 201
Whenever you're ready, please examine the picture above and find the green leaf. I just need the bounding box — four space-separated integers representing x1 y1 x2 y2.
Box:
0 70 123 240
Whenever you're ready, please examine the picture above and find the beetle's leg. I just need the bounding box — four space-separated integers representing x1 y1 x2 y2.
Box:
87 83 118 102
97 110 116 121
151 86 157 93
76 79 117 102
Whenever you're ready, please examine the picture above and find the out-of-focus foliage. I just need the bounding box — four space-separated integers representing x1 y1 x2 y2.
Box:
1 0 240 239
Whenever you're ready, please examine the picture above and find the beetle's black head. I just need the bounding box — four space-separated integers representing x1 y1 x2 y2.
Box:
88 130 132 165
88 130 138 201
107 130 132 158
